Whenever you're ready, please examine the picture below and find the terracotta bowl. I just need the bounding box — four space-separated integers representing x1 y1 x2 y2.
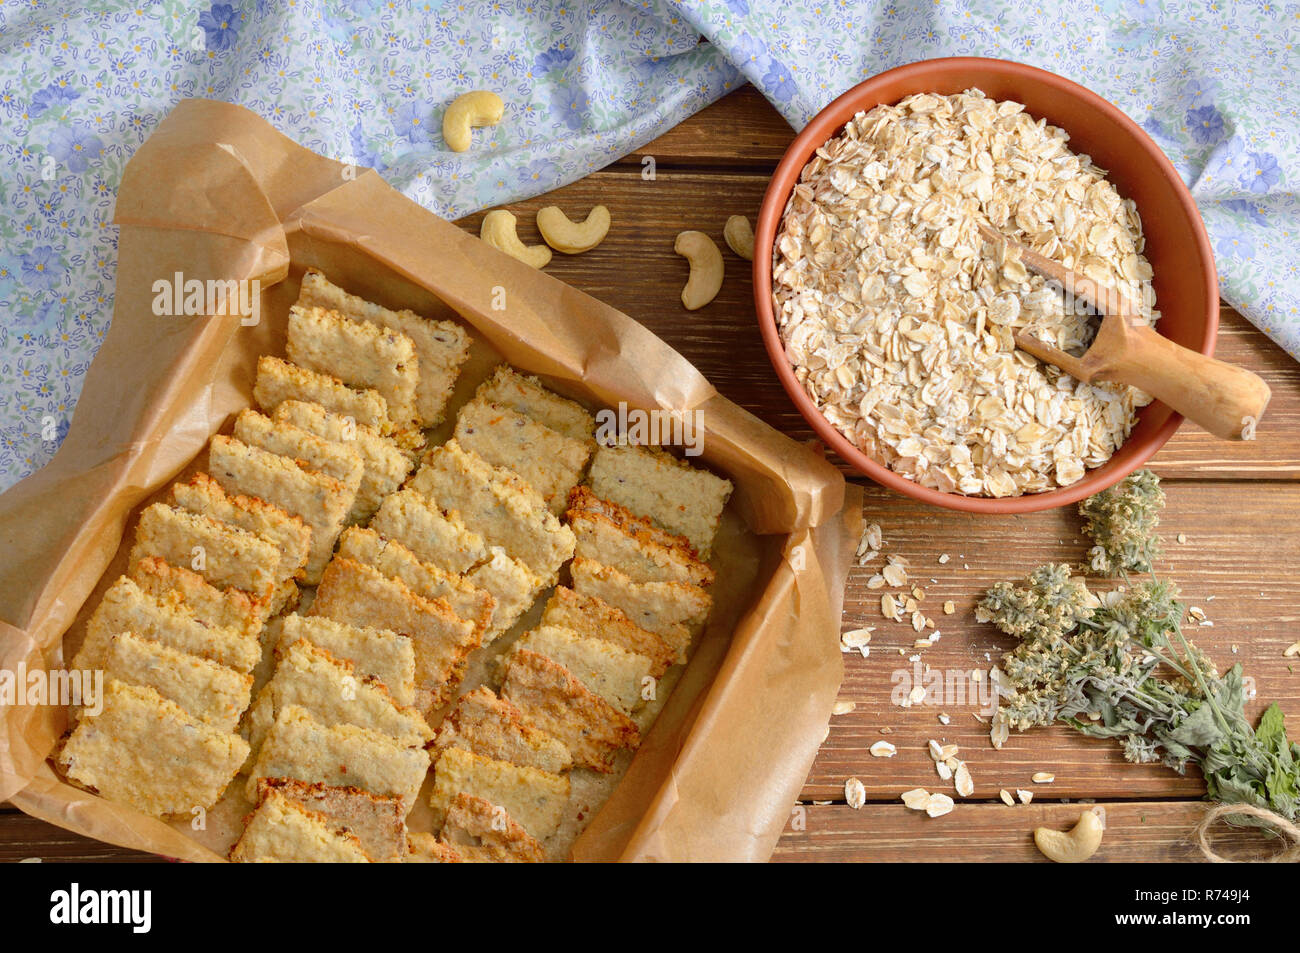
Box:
753 57 1218 513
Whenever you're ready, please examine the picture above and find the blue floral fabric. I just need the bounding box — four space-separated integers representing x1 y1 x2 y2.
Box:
0 1 1296 491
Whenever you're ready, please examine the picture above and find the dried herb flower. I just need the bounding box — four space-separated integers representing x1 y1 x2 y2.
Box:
1078 468 1164 575
982 473 1300 821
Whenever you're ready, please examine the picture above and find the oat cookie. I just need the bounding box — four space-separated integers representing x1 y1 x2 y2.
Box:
474 365 595 442
427 745 569 840
454 396 591 513
230 786 372 863
540 587 676 675
253 355 392 434
434 686 572 775
500 648 640 773
308 557 480 712
207 435 359 584
59 680 248 818
130 501 280 598
102 632 253 733
272 399 414 524
245 704 430 811
297 270 471 427
286 304 420 432
587 442 732 557
276 614 415 707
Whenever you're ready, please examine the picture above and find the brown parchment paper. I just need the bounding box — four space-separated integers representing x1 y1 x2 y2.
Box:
0 98 859 862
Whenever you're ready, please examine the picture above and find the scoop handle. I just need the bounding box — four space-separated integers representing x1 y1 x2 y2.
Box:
1104 323 1271 440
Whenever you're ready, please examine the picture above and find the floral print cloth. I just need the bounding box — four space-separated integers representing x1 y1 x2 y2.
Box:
0 0 1295 490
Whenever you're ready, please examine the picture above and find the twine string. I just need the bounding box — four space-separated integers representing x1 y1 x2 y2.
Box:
1194 804 1300 863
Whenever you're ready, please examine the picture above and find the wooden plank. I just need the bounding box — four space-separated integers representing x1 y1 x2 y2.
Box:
1151 312 1300 478
7 798 1273 864
455 174 1300 481
802 481 1300 802
3 797 1280 864
773 800 1283 862
0 810 161 863
611 85 794 170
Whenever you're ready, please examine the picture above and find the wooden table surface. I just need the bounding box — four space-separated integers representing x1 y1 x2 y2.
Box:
4 87 1297 863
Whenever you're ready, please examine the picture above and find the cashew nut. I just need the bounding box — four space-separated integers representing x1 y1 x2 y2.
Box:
443 90 504 153
723 214 755 261
480 210 551 269
536 205 611 254
674 230 723 311
1033 808 1105 863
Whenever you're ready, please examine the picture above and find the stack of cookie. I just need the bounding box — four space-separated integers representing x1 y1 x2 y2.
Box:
57 270 736 862
59 271 468 848
415 440 730 863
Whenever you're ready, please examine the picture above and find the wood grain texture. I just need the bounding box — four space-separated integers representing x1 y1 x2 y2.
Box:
613 85 795 169
804 482 1300 802
6 87 1297 864
0 809 160 863
773 801 1287 863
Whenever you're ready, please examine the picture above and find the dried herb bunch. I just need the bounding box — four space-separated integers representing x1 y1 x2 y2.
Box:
981 470 1300 821
1078 468 1164 575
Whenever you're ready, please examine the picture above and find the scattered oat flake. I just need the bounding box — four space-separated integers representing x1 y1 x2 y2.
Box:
954 762 974 797
883 562 908 588
870 741 898 758
925 793 955 818
999 789 1015 806
938 553 950 564
866 573 886 590
1032 772 1055 783
901 788 931 810
1284 642 1300 658
845 777 867 810
1017 789 1034 804
908 685 926 705
936 761 953 781
841 627 873 647
863 522 883 552
1177 533 1187 544
938 713 950 725
943 600 956 615
881 593 898 619
832 699 857 715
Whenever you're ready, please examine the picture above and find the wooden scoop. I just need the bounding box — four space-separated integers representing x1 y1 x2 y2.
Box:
978 223 1270 441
